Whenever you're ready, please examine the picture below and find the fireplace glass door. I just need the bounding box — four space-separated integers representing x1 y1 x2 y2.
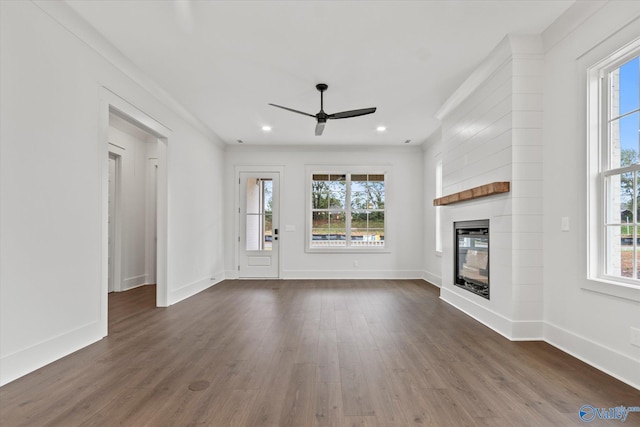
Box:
454 220 489 299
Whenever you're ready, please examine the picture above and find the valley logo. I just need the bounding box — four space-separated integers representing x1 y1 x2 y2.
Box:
579 405 640 423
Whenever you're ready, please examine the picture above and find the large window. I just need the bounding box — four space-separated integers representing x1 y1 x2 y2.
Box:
604 53 640 281
309 171 385 250
589 41 640 294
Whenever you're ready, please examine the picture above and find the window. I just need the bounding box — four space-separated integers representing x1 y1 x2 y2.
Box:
603 54 639 281
435 160 443 253
588 39 640 299
309 171 386 250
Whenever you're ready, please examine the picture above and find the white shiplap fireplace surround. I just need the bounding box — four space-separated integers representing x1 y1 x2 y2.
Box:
437 34 544 340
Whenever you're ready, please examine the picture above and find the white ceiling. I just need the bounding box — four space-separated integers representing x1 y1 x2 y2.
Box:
65 0 574 146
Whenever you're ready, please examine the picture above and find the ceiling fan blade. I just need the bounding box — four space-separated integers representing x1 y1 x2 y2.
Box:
268 103 315 118
315 121 325 136
328 107 376 120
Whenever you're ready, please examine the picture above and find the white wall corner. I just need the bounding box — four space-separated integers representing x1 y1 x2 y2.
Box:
0 321 104 387
423 270 442 288
168 273 225 306
32 0 225 148
507 34 544 57
436 35 513 121
436 34 544 122
440 287 516 340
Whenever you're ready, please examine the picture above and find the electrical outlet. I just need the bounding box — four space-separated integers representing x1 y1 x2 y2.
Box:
210 277 216 281
353 260 359 268
631 327 640 348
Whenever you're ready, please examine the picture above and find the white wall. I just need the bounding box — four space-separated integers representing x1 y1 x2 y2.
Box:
0 1 225 386
541 1 640 389
225 146 425 279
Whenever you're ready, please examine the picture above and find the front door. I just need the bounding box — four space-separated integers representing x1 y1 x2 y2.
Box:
239 172 280 278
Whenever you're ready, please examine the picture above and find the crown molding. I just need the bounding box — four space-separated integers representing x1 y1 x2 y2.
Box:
542 0 607 53
224 143 424 154
32 0 225 148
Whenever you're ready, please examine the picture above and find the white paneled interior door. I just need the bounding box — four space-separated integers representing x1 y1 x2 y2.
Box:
239 172 280 278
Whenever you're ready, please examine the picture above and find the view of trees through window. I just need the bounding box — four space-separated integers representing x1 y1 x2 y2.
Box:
605 54 640 279
311 173 385 247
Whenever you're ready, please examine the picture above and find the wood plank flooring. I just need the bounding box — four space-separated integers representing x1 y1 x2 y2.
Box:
1 279 639 426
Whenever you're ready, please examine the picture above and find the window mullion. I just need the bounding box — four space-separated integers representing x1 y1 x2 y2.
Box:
346 173 352 246
631 172 638 279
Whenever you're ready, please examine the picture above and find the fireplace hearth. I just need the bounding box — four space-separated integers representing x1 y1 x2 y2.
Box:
454 220 489 299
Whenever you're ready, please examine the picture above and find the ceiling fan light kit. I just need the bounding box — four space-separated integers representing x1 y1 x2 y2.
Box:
268 83 376 136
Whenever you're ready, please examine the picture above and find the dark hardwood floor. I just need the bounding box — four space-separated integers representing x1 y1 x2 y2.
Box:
1 279 639 426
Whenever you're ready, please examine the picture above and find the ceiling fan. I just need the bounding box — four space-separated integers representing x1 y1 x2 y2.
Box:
268 83 376 136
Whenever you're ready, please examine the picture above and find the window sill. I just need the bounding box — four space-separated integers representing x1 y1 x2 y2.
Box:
583 277 640 302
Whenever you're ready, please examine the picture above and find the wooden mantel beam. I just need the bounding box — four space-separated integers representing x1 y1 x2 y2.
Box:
433 182 510 206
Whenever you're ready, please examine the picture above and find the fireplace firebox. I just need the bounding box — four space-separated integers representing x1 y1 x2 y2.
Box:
454 220 489 299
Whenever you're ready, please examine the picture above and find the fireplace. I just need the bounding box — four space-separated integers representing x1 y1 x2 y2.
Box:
454 220 489 299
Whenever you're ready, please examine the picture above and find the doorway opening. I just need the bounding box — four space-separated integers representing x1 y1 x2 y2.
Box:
100 87 171 337
107 113 158 299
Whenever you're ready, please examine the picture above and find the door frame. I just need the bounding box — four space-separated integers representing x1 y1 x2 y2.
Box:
99 87 171 337
235 165 284 279
107 151 123 293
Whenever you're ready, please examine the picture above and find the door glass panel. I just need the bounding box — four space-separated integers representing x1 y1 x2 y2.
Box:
245 178 273 251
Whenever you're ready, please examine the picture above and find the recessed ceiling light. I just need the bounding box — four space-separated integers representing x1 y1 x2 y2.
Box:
376 126 386 132
262 125 272 132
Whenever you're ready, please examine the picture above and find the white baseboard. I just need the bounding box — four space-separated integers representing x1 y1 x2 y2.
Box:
121 274 146 291
441 287 638 390
281 269 423 280
545 322 640 391
0 320 103 387
225 269 239 280
168 272 225 305
440 287 543 341
422 270 442 287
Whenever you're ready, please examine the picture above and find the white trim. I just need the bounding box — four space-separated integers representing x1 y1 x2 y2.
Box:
121 274 148 291
440 287 544 341
168 275 224 306
422 270 442 288
545 321 640 391
583 278 640 302
305 165 390 253
107 150 123 293
585 37 640 300
0 321 102 386
281 269 422 280
541 1 607 53
225 144 424 153
100 87 172 324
